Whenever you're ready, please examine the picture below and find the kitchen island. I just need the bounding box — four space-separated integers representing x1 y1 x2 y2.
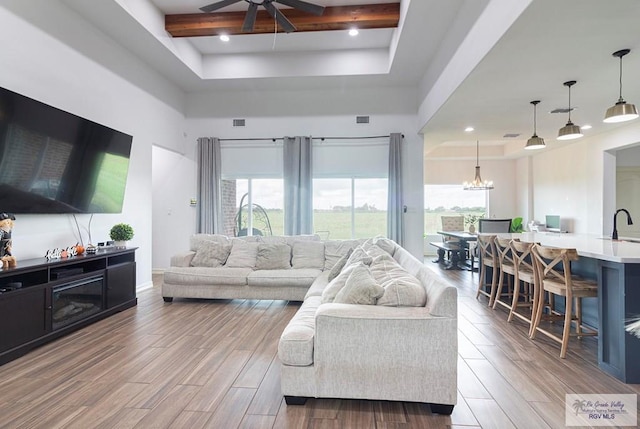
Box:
496 232 640 383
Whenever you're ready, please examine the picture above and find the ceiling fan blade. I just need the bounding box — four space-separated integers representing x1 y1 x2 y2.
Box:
199 0 243 13
242 3 259 33
275 0 325 16
263 2 297 33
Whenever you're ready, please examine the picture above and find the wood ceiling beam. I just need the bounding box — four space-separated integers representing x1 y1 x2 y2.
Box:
165 3 400 37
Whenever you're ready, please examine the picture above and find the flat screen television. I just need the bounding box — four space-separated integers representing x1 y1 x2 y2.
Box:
0 86 132 213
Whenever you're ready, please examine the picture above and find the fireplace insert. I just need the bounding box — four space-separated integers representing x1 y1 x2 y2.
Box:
52 276 104 330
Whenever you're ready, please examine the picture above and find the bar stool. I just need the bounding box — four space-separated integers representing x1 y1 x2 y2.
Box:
530 244 598 358
492 236 516 312
508 240 537 332
476 234 499 306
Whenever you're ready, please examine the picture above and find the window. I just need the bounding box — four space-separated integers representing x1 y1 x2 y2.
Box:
314 178 387 239
424 184 487 234
221 178 284 236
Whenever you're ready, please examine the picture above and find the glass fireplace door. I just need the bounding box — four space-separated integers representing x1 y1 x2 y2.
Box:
52 276 104 330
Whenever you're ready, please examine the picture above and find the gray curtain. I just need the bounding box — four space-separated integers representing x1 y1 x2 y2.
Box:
387 133 404 246
283 136 313 235
196 137 222 234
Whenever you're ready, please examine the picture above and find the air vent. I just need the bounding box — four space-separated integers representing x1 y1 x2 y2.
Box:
356 116 370 124
233 119 246 127
550 107 573 114
503 133 521 138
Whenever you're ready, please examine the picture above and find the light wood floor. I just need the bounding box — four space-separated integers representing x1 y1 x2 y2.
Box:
0 265 638 428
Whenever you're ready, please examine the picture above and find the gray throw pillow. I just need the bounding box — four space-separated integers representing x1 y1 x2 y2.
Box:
225 239 260 268
255 243 291 270
334 265 385 305
190 240 232 267
292 241 325 269
328 248 353 282
321 263 358 303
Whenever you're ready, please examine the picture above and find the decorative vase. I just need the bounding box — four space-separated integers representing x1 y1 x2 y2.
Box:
114 240 127 248
468 225 476 234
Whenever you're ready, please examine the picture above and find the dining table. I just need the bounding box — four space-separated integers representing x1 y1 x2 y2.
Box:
436 230 477 270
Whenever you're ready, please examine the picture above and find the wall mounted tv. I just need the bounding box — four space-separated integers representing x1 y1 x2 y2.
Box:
0 86 132 213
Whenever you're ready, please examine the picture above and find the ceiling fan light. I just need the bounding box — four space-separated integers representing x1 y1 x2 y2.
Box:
604 101 639 123
525 135 545 150
557 121 583 140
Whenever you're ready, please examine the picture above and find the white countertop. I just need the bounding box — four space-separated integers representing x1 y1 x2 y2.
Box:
492 232 640 264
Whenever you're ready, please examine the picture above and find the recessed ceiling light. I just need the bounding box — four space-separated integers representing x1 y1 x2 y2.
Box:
349 28 359 36
464 126 474 132
220 34 230 42
581 124 592 130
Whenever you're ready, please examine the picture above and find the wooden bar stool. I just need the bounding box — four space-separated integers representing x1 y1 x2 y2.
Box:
476 234 499 306
492 236 516 312
530 245 598 358
508 240 537 332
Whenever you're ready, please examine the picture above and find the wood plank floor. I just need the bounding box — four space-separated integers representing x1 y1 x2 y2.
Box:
0 265 638 428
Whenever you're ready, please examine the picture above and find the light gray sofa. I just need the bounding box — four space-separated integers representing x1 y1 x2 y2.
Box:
163 234 458 414
278 242 458 414
162 234 360 302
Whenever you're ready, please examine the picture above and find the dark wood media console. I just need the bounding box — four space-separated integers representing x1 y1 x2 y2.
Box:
0 247 137 365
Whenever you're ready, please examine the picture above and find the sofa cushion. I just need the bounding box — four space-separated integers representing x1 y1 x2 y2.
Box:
247 269 321 287
305 271 330 299
190 240 232 268
344 247 373 268
321 263 360 303
334 265 384 305
369 254 427 307
327 248 353 282
189 234 229 252
324 239 358 270
164 267 252 286
255 243 291 270
372 236 398 256
225 239 259 268
284 234 321 248
278 296 322 366
292 241 325 269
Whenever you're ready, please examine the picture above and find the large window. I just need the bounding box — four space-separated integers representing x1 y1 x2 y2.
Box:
314 178 387 239
424 184 487 234
222 178 284 236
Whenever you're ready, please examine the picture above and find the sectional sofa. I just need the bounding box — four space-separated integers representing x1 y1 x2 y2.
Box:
162 234 458 414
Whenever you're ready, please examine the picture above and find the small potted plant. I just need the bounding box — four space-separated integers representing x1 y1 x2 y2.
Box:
110 223 134 248
464 213 484 233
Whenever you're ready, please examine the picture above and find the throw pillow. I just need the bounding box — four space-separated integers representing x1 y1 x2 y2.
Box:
344 246 373 268
292 241 325 269
190 240 231 267
376 268 427 307
255 243 291 270
327 248 353 282
334 265 385 305
324 239 358 270
372 236 397 256
225 239 260 268
321 263 358 303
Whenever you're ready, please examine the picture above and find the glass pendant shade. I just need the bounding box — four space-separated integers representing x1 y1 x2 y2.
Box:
557 80 583 140
603 49 638 123
525 100 545 150
463 141 494 190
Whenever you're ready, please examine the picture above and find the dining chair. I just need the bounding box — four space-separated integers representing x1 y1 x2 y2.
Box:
492 236 517 312
440 215 465 261
530 244 598 358
478 218 512 233
476 234 499 306
508 240 537 332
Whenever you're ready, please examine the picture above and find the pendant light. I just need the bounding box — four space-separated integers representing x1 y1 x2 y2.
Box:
557 80 583 140
525 100 546 150
604 49 638 123
463 140 494 190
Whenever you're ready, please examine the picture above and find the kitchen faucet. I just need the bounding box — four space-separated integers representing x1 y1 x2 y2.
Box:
612 208 633 240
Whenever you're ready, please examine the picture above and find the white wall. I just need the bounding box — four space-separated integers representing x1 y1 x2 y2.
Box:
529 121 640 235
0 1 185 288
151 112 425 268
424 158 518 219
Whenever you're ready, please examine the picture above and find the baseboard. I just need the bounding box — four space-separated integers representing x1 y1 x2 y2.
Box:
136 280 154 292
152 268 165 275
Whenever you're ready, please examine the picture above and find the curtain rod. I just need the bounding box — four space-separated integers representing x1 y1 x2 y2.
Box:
218 134 403 142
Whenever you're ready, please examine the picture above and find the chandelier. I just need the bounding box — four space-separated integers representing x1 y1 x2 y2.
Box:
463 140 494 190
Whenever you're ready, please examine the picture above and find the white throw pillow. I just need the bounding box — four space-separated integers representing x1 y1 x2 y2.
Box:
255 243 291 270
324 239 358 270
321 263 359 303
334 265 384 305
225 239 260 268
292 241 325 269
190 240 232 267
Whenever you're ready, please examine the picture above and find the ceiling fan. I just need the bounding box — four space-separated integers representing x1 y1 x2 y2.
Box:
199 0 326 33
